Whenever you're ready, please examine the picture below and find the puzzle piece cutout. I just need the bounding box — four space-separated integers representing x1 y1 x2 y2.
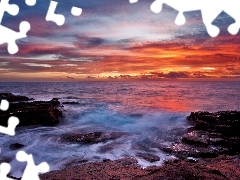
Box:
0 163 15 180
130 0 240 37
0 0 36 54
46 0 82 26
0 100 49 179
0 21 30 54
0 99 9 111
0 100 19 136
129 0 138 3
16 151 50 180
25 0 37 6
0 151 50 180
0 116 19 136
71 6 82 17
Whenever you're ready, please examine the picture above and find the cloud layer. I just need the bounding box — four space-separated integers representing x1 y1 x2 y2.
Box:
0 0 240 81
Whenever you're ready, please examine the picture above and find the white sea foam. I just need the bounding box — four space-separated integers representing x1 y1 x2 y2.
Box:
0 81 240 177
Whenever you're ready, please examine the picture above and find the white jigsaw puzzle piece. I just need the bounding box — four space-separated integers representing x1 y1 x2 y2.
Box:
0 116 19 136
0 99 19 136
46 0 65 26
0 163 15 180
131 0 240 37
71 6 82 17
16 151 50 180
0 22 30 54
0 99 9 111
0 0 35 54
25 0 37 6
0 0 19 24
46 1 83 25
129 0 138 3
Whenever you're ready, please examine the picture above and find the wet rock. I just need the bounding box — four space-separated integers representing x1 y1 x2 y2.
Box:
62 132 127 144
136 159 229 180
40 156 240 180
103 159 111 162
0 93 33 102
40 158 146 180
62 101 79 105
66 96 80 99
186 157 198 163
186 111 240 155
50 98 60 106
206 155 240 179
9 143 24 150
136 153 160 163
162 111 240 160
182 130 210 146
161 142 221 159
39 111 240 180
62 158 88 168
0 98 62 127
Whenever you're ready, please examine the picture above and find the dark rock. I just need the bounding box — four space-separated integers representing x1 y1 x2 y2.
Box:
136 153 160 163
50 98 60 106
161 142 221 159
103 159 111 162
182 130 210 146
62 132 127 144
39 111 240 180
185 111 240 155
62 159 88 168
162 111 240 161
62 101 79 105
0 99 62 127
9 143 24 150
186 157 198 163
40 156 240 180
0 93 33 102
66 96 80 99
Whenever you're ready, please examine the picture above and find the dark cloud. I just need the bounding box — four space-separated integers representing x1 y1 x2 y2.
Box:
150 72 190 79
74 36 108 48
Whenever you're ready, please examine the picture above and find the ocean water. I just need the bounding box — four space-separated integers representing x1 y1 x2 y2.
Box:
0 81 240 177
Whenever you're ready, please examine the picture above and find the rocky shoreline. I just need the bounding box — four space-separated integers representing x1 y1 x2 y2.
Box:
0 93 62 127
40 155 240 180
161 111 240 160
1 93 239 179
39 110 240 179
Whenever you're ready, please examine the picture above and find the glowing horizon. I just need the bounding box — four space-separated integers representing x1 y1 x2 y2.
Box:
1 0 240 81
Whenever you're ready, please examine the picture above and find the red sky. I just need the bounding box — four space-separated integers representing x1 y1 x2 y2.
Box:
0 0 240 81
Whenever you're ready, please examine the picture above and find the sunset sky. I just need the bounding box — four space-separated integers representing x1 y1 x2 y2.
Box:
0 0 240 81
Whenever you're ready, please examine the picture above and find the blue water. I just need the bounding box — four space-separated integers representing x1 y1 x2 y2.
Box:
0 81 240 177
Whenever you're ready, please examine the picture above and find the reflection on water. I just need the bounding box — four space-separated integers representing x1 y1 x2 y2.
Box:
1 81 240 112
0 81 239 177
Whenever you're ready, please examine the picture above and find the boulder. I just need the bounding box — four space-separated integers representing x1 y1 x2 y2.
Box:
62 101 79 105
161 111 240 160
182 130 210 146
136 153 160 163
0 97 62 127
62 132 127 144
185 111 240 155
0 93 33 102
9 143 25 150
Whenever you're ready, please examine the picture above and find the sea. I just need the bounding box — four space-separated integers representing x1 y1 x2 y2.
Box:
0 81 240 177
